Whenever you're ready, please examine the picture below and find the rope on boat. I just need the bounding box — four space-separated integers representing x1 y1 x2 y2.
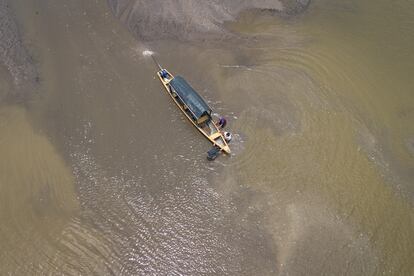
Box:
142 50 163 71
151 54 163 71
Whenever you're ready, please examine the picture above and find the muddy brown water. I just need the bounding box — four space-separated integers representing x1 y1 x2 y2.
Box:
1 0 413 275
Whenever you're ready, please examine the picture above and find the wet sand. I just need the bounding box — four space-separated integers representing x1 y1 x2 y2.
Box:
106 0 311 40
1 0 414 275
0 0 37 101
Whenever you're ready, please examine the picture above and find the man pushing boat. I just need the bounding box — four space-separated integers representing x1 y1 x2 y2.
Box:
147 52 232 160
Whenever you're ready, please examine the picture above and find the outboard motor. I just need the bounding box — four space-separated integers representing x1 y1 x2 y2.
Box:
207 146 221 161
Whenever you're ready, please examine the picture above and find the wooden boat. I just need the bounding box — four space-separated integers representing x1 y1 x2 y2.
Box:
156 68 231 155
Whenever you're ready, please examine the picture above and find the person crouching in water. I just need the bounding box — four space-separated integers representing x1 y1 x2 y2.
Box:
217 117 227 129
217 117 232 143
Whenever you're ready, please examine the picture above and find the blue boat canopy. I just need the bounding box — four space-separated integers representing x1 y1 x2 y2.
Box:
170 76 212 120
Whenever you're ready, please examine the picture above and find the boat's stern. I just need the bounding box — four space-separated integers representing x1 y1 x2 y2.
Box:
209 132 231 155
222 144 231 154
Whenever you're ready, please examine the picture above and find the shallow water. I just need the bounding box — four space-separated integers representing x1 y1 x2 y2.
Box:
0 0 413 275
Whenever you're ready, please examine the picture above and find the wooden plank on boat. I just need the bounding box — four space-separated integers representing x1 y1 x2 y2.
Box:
210 132 222 140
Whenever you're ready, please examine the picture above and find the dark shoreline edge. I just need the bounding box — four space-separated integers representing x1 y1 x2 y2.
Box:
281 0 311 16
0 0 38 103
106 0 311 41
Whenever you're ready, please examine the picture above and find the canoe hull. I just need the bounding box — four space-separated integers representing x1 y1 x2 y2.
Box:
156 69 231 154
